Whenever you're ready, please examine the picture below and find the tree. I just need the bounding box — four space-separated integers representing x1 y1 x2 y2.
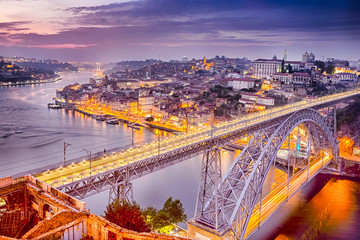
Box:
143 206 158 229
281 59 285 73
287 63 293 73
325 65 335 74
104 199 151 232
146 116 154 122
314 60 325 73
161 197 187 225
142 197 187 232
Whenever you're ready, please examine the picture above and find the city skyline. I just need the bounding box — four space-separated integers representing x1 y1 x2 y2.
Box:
0 0 360 62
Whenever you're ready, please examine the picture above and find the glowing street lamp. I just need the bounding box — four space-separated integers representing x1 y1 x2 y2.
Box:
63 142 71 166
83 148 92 177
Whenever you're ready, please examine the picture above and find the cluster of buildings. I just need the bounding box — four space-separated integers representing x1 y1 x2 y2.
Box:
254 52 359 84
55 52 360 131
0 59 57 84
3 56 66 65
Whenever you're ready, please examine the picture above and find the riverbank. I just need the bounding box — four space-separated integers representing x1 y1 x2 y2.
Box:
341 157 360 177
55 103 183 133
321 157 360 178
0 76 62 87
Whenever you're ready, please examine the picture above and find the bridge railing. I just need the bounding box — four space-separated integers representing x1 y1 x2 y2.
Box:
17 88 360 185
12 139 151 178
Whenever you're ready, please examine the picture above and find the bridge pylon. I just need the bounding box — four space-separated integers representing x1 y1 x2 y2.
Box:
188 108 340 240
320 105 340 171
109 182 134 204
108 166 134 204
194 147 223 229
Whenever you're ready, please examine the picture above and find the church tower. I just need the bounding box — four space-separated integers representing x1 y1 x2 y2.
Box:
284 49 287 61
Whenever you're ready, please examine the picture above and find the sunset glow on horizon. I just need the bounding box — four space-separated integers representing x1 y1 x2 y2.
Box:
1 0 359 61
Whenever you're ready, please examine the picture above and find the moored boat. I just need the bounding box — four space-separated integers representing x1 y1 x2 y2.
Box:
106 118 119 125
47 103 62 109
95 115 106 121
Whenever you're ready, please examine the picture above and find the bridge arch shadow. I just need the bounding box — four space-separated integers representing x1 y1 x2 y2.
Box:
197 108 339 240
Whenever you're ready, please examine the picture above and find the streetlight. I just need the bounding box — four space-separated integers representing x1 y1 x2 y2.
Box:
83 148 92 178
149 129 162 156
157 133 161 155
128 122 140 146
63 142 71 166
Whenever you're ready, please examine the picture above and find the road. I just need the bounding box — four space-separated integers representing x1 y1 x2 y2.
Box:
244 151 332 239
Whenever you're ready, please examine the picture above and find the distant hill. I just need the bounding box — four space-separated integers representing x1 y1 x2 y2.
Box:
337 100 360 146
112 59 162 71
14 61 77 72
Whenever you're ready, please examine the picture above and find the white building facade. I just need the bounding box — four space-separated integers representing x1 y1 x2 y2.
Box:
253 58 282 79
273 73 292 84
227 78 255 90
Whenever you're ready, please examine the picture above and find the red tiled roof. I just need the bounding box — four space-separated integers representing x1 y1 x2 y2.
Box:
273 73 291 76
286 61 301 64
293 72 310 77
257 96 274 100
241 92 259 97
254 59 282 63
224 77 255 82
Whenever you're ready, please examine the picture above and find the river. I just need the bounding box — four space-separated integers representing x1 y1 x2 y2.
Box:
0 72 359 239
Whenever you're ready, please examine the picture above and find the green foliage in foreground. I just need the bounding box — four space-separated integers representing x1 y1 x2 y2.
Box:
143 197 187 233
104 197 187 234
104 199 151 232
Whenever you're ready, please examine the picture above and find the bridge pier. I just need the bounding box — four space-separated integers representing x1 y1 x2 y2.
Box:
188 108 341 240
108 182 133 204
187 220 233 240
194 147 222 229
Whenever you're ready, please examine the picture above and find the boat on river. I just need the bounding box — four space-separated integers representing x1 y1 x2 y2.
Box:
47 103 62 109
106 118 119 125
94 115 106 121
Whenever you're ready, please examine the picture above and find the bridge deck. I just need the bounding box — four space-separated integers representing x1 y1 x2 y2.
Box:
16 89 359 198
244 152 332 239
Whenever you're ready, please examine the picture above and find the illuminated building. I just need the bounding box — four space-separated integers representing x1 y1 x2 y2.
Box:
273 73 292 84
253 56 282 79
138 95 155 113
302 51 315 63
292 72 312 84
240 93 275 107
226 77 255 90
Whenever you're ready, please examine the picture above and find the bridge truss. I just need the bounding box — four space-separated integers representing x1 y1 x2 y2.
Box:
28 91 354 200
193 108 339 240
23 90 358 239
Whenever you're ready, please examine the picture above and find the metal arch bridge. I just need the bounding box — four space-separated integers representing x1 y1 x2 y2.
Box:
26 89 359 238
190 107 338 240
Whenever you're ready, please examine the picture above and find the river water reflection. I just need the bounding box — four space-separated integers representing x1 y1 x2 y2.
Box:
0 72 359 239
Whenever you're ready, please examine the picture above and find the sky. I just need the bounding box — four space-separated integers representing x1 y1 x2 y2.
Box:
0 0 359 62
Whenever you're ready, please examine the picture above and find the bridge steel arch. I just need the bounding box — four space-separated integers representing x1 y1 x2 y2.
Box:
195 108 339 240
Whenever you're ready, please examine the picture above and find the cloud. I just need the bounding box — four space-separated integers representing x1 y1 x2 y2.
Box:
30 43 97 49
2 0 360 60
0 21 31 31
64 0 360 41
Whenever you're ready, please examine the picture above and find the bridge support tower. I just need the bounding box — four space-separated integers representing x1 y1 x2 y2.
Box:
108 167 134 204
188 108 340 240
109 182 133 204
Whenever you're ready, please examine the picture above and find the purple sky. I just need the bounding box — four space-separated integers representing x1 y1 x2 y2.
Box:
1 0 359 62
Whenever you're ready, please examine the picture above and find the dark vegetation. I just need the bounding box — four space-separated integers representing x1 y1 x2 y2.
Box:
104 197 186 233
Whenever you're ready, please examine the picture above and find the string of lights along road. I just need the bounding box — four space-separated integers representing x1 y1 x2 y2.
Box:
33 89 358 188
